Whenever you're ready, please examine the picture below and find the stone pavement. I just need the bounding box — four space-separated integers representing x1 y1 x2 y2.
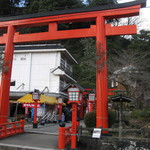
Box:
0 122 73 150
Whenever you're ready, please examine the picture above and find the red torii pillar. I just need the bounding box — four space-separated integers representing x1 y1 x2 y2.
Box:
96 16 108 128
0 26 15 123
0 0 145 126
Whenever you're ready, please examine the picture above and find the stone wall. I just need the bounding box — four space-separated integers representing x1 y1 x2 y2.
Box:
77 136 150 150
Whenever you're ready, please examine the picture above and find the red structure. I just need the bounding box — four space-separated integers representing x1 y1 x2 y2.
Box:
58 126 72 149
0 0 146 130
67 84 82 149
33 100 38 127
0 120 24 138
71 103 78 149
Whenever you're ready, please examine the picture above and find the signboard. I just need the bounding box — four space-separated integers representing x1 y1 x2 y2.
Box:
92 128 102 138
22 103 40 108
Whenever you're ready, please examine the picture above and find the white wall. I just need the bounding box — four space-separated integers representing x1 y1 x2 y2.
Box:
11 51 61 93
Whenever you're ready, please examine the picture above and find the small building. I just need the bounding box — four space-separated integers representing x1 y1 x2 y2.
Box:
10 44 78 100
6 44 78 121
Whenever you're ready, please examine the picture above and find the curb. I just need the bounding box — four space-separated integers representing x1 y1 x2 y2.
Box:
0 143 58 150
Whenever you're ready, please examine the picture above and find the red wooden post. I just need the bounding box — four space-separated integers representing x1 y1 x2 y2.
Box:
33 100 38 128
20 119 24 133
58 127 65 149
1 125 7 138
0 26 15 124
12 123 16 134
96 16 108 129
71 103 77 149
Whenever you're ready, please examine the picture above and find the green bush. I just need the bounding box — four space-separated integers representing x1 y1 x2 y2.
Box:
130 110 141 118
131 109 150 122
140 109 150 118
84 111 96 128
84 110 117 128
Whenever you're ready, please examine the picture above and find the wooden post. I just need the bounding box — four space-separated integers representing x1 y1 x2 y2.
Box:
96 16 108 129
58 127 66 149
0 26 15 124
33 101 38 128
71 103 77 149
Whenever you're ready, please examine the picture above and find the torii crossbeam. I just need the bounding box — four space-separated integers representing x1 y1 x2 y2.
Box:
0 0 146 128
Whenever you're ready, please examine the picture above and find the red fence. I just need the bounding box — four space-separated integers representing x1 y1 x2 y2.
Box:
0 120 24 138
58 126 72 149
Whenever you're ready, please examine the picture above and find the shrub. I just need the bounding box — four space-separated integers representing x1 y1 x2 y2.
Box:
84 110 117 128
84 111 96 128
140 109 150 118
130 110 141 119
130 109 150 122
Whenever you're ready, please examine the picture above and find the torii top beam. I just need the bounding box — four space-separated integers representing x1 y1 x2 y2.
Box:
0 0 146 44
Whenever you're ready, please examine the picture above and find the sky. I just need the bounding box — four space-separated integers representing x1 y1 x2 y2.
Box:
117 0 150 31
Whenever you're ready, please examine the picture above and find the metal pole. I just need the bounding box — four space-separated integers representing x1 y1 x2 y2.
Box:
0 25 15 124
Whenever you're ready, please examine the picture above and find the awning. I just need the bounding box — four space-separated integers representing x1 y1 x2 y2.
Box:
17 94 58 105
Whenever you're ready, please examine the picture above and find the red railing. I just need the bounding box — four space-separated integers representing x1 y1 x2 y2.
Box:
58 126 72 149
0 120 24 138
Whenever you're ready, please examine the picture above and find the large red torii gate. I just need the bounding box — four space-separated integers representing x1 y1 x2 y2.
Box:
0 0 146 128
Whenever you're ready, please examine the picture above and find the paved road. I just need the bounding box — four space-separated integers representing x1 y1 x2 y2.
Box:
0 122 72 150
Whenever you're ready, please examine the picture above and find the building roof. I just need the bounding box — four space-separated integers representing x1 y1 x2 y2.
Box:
62 83 85 92
14 44 64 50
0 0 146 22
111 95 133 103
17 94 58 104
11 44 78 65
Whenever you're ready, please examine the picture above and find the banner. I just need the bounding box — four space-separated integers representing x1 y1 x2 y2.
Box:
22 103 40 108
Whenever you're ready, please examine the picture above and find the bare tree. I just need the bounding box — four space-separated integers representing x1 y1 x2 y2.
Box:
108 48 150 109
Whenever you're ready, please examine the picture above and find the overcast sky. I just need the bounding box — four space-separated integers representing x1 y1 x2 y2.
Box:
117 0 150 30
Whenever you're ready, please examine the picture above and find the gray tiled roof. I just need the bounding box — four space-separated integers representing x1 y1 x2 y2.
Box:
14 44 64 50
0 0 146 22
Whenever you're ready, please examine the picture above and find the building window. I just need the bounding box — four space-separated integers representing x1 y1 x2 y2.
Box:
11 81 16 86
20 57 26 60
66 63 72 76
60 58 65 70
60 80 64 90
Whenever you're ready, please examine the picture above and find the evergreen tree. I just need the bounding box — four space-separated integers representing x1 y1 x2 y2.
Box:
86 0 114 7
0 0 22 16
25 0 84 13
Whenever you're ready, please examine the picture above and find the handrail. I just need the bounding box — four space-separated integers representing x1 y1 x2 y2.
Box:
77 126 150 138
0 120 24 138
58 126 72 149
58 122 80 149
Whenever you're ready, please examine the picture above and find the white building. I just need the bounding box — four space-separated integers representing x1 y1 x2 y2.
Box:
10 44 77 99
